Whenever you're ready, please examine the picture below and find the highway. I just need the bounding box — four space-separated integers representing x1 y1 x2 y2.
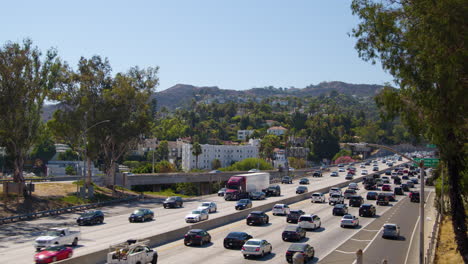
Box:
0 160 404 263
154 168 425 263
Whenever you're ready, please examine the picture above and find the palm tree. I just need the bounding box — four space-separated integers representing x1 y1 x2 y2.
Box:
192 142 202 169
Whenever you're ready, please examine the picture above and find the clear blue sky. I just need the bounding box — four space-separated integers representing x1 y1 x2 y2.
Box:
1 0 393 91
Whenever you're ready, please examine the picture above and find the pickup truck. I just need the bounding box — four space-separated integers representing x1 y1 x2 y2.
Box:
329 193 344 205
35 228 81 251
107 239 158 264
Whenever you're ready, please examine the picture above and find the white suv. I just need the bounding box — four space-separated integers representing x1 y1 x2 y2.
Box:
272 204 290 216
329 187 341 195
311 193 325 203
298 214 321 230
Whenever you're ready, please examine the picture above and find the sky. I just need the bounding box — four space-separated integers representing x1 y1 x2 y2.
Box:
0 0 394 92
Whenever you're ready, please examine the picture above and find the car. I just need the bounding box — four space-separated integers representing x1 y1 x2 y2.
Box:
382 184 392 192
209 170 221 173
348 182 359 190
218 187 227 196
34 228 80 252
338 168 346 172
406 181 415 188
410 191 420 202
360 164 366 168
385 170 392 175
375 178 383 186
250 191 266 200
197 201 217 213
359 204 376 217
384 192 396 201
299 178 310 184
329 193 344 205
345 174 354 180
349 195 364 207
296 186 308 194
329 187 341 195
361 170 368 175
381 176 390 183
330 171 339 177
377 193 390 206
338 163 345 167
394 187 404 195
282 176 293 184
287 210 305 223
340 214 359 228
394 177 402 184
312 171 323 177
235 199 253 210
382 224 400 239
106 240 158 264
332 204 348 216
129 209 154 222
387 162 394 167
246 211 269 225
248 169 260 173
366 191 378 200
163 196 183 208
272 204 290 215
264 185 281 196
241 239 272 258
34 246 73 264
223 232 252 249
184 229 211 246
401 183 410 192
76 210 104 226
282 225 306 242
402 175 409 180
344 189 357 199
298 214 321 230
185 209 209 223
285 243 315 263
410 178 419 184
311 192 325 203
373 166 379 171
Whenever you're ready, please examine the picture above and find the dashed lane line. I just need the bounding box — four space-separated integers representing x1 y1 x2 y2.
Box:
350 238 372 242
335 250 357 254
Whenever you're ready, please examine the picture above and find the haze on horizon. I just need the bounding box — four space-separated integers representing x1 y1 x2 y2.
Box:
0 0 394 92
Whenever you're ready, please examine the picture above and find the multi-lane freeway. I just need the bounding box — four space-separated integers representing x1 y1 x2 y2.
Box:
0 159 411 263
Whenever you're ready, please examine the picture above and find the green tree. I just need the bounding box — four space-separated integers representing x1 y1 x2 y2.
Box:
30 126 57 163
351 0 468 259
259 134 280 162
191 142 202 169
156 140 169 161
58 149 80 161
65 165 77 175
212 159 221 169
0 40 61 184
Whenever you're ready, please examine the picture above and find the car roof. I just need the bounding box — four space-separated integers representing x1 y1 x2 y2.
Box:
284 225 300 231
189 229 205 232
247 239 263 242
361 204 372 207
250 211 264 214
287 243 309 250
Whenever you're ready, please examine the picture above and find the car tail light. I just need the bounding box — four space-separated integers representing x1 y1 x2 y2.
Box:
255 248 260 251
195 235 201 238
242 247 245 250
286 251 292 255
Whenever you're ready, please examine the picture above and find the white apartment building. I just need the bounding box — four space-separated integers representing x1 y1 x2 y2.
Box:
181 139 260 171
237 130 254 141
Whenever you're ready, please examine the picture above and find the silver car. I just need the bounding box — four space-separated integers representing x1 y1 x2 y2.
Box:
185 209 209 223
340 214 359 228
198 202 217 213
241 239 272 258
382 223 400 239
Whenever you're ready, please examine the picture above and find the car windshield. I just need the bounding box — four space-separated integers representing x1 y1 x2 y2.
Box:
288 244 306 251
227 232 244 238
331 194 341 198
80 212 96 217
290 211 302 215
335 204 345 208
201 202 210 206
343 215 353 219
345 190 354 193
384 225 397 230
45 230 61 236
239 199 249 204
312 193 320 197
274 205 283 209
219 188 226 191
298 187 306 190
249 212 262 216
133 210 145 215
299 216 311 221
166 197 175 201
192 210 202 214
245 240 261 246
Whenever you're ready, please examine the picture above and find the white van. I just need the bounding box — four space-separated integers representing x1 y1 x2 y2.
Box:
298 214 321 230
272 204 290 215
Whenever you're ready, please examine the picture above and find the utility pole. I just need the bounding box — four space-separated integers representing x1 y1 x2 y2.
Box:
419 161 425 264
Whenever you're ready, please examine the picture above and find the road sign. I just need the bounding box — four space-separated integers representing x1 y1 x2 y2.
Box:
426 144 436 148
413 158 439 168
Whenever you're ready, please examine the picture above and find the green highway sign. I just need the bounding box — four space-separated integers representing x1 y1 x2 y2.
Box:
414 158 439 168
426 144 437 148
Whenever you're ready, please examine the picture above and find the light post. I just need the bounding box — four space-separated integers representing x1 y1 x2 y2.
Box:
346 143 425 264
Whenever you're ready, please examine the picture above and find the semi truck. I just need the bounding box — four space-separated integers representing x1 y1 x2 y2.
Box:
224 172 270 201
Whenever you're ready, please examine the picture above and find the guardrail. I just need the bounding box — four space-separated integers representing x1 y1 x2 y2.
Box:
0 178 50 183
0 196 139 225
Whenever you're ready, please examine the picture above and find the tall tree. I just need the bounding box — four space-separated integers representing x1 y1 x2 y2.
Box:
351 0 468 260
191 142 202 169
259 134 280 162
156 140 169 161
0 39 61 184
30 125 57 163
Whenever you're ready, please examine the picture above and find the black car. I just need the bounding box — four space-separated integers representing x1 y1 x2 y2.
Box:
282 176 293 184
285 243 315 263
224 232 252 249
184 229 211 246
401 183 410 192
373 166 379 171
359 204 376 217
296 186 308 194
385 170 392 175
264 185 281 196
345 174 354 180
402 175 409 180
394 187 404 195
129 208 154 222
287 210 305 223
394 177 402 185
366 191 378 200
377 194 390 206
163 196 183 208
282 225 306 242
349 195 364 207
250 191 266 200
246 211 269 225
332 204 348 216
312 171 323 177
410 191 420 203
299 178 310 185
77 210 104 225
364 180 377 190
235 199 253 210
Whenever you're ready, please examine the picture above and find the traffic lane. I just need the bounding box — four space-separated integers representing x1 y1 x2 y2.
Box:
155 182 402 264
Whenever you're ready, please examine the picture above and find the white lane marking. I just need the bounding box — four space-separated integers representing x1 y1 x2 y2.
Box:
404 190 433 264
350 238 372 242
362 229 380 232
335 250 356 254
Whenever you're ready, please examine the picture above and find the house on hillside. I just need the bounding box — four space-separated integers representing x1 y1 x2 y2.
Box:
267 126 287 136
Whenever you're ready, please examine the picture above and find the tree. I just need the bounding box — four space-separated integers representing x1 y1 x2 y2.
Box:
30 126 57 163
0 39 61 184
212 159 221 169
351 0 468 260
191 142 202 169
156 140 169 161
57 149 80 161
259 134 280 162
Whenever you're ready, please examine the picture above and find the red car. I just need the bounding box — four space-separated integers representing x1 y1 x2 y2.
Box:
382 184 392 191
34 246 73 263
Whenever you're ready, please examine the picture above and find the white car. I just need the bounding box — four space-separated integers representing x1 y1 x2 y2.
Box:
338 168 345 172
361 170 368 175
360 164 366 168
185 209 209 223
329 193 344 205
35 228 81 251
348 182 359 190
198 202 217 213
298 214 321 230
329 187 341 195
311 193 325 203
241 239 272 258
340 214 359 228
272 204 290 215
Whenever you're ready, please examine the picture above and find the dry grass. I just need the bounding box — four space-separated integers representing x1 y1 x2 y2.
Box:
434 217 464 264
34 183 77 197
